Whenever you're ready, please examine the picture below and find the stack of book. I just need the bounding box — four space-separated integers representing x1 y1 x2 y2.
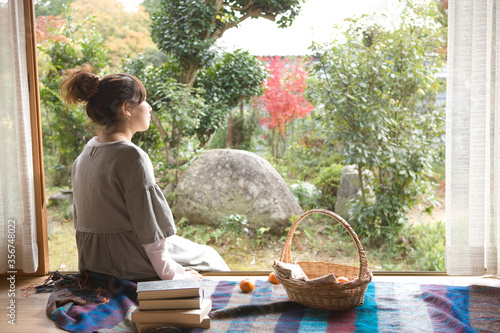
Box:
132 279 211 332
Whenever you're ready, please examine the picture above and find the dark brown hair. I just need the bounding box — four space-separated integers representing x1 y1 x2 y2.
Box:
59 64 146 127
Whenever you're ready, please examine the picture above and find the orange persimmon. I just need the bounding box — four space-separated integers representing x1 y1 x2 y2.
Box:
268 271 280 285
239 278 256 292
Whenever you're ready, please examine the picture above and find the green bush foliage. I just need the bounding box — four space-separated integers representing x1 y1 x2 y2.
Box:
197 50 267 148
150 0 304 86
313 163 344 211
308 1 447 244
289 181 321 211
39 7 108 187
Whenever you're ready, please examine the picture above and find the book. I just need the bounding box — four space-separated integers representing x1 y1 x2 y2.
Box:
138 289 204 310
137 279 200 301
131 298 212 324
134 315 211 332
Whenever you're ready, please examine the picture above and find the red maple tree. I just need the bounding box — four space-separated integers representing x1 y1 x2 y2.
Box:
258 56 314 136
35 16 67 44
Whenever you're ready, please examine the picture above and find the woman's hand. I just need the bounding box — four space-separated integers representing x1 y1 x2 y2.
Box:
184 269 203 280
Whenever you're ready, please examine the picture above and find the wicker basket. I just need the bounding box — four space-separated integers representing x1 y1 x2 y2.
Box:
273 209 372 311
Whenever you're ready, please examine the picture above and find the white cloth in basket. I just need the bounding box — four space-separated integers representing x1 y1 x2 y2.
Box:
274 261 309 280
306 273 339 284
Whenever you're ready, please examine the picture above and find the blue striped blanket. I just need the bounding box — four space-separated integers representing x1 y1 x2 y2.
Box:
38 272 500 332
203 280 500 333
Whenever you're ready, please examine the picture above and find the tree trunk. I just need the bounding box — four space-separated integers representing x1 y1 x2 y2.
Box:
150 111 171 158
271 131 277 162
150 111 187 166
280 133 287 159
225 114 235 148
44 110 55 154
179 63 199 88
225 101 247 149
233 101 245 149
233 121 243 149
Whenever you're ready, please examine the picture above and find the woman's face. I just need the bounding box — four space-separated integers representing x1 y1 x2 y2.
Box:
129 100 152 133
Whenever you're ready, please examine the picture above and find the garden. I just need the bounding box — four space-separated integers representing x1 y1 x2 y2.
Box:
37 0 448 272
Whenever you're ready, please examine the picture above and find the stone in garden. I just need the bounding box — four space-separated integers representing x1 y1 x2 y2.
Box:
334 165 373 219
172 149 303 233
48 190 73 205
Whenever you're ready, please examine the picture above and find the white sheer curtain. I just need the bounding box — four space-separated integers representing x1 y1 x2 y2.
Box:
446 0 499 276
0 0 39 273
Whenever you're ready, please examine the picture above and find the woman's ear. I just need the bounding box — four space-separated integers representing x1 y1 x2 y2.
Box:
119 102 132 118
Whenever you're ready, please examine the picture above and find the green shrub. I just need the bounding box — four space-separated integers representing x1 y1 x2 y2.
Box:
406 221 445 271
366 220 446 271
309 2 446 244
223 214 249 237
313 163 343 211
290 181 321 211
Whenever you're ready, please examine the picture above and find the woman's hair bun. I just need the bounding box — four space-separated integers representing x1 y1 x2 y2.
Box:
59 64 147 128
85 74 100 99
60 64 100 104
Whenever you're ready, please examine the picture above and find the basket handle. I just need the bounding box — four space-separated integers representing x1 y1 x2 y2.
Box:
279 209 370 281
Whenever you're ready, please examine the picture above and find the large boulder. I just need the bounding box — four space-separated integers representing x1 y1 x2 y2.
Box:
172 149 303 233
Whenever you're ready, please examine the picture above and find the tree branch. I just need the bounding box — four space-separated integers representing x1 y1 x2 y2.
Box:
211 9 275 39
151 111 188 166
151 111 168 146
222 0 256 12
210 0 224 32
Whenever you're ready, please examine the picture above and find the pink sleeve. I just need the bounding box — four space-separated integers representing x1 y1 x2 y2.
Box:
143 238 186 280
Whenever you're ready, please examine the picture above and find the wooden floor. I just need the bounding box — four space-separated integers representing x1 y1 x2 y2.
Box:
0 275 62 332
1 274 499 333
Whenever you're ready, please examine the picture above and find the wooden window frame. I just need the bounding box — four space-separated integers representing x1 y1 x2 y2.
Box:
24 0 49 276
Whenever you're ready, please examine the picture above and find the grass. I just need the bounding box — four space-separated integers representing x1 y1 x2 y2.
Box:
163 213 445 272
48 219 79 271
46 189 446 273
46 187 78 272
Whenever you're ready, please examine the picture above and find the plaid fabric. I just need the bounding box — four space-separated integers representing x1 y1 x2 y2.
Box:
200 280 500 333
38 273 500 333
41 271 138 333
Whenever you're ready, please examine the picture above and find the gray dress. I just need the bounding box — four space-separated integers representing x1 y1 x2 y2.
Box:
72 138 229 280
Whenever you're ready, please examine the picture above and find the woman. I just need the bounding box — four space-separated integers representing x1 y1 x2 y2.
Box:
60 64 229 281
